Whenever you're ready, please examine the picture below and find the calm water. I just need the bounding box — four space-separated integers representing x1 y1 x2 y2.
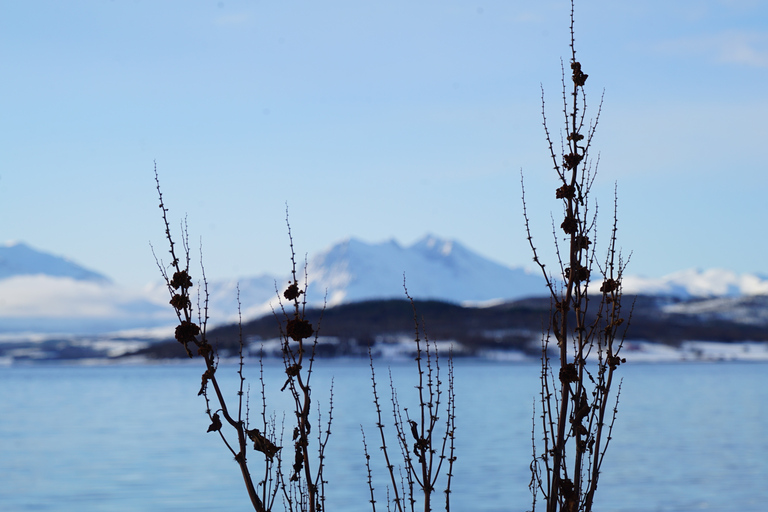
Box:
1 360 766 511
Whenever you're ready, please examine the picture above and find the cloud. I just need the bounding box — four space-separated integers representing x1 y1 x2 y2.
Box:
658 31 768 68
0 275 167 318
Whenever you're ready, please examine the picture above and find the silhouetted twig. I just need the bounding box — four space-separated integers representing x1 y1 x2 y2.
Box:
521 3 630 511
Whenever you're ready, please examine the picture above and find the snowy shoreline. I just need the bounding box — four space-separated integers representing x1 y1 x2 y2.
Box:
2 336 768 366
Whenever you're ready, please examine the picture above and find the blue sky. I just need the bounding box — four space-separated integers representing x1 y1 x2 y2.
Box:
1 0 767 287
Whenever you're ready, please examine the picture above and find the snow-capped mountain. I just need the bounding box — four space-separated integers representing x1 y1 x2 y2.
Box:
189 235 548 323
305 235 547 306
3 237 768 336
622 268 768 298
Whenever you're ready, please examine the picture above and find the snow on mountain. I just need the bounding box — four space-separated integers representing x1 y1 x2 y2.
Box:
0 241 109 282
192 234 548 322
660 295 768 326
4 237 767 336
189 238 768 323
622 268 768 298
304 234 547 306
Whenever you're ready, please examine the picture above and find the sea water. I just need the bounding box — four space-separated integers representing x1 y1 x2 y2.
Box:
1 360 766 511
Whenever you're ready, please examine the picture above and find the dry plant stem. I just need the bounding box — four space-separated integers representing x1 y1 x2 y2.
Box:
274 212 330 512
155 179 331 512
257 350 282 511
366 287 456 512
521 3 630 511
361 427 378 512
153 167 267 512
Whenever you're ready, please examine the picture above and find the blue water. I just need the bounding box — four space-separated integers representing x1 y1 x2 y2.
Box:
1 360 766 511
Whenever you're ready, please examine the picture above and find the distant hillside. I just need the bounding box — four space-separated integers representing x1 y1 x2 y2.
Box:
130 294 768 360
2 236 766 338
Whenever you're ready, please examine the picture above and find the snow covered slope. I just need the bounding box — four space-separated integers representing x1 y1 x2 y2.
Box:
305 235 547 306
3 237 767 336
623 268 768 298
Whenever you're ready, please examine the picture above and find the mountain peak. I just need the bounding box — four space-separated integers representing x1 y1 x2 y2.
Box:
412 234 456 256
0 242 110 283
305 235 546 306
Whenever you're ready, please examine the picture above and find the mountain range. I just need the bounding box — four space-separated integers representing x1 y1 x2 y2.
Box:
2 238 768 336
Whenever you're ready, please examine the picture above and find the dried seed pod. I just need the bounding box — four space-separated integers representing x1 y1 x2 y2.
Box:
561 215 578 234
170 270 193 290
286 318 314 341
559 363 579 383
563 152 583 170
574 235 591 250
284 282 302 301
556 184 576 199
169 293 190 310
571 61 588 86
564 264 590 282
175 320 200 344
608 355 626 370
600 278 619 294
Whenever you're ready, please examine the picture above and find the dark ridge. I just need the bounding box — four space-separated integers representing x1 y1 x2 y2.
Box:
125 294 768 359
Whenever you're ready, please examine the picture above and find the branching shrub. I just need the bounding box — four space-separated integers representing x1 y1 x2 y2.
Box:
153 171 330 512
149 3 630 511
521 3 631 512
364 285 456 512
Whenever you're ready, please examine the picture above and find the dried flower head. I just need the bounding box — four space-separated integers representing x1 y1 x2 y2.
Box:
608 355 626 370
169 293 190 310
175 320 200 344
571 61 588 86
565 265 590 282
170 270 193 290
574 235 591 250
284 282 302 301
600 278 619 294
286 318 314 341
559 363 579 383
563 152 583 170
561 215 578 234
556 184 576 200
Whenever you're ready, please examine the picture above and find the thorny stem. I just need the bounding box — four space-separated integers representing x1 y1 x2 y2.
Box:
274 208 330 512
153 166 266 512
522 2 628 511
366 286 455 512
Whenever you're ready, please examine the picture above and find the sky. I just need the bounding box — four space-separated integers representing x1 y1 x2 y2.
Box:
1 0 767 287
